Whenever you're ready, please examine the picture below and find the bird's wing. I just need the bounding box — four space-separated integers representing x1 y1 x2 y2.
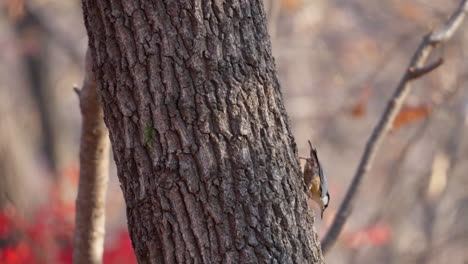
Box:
308 140 328 198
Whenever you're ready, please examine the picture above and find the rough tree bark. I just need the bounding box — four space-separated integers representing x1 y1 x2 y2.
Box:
82 1 324 263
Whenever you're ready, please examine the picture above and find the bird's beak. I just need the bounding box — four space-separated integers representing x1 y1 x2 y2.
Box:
320 208 324 219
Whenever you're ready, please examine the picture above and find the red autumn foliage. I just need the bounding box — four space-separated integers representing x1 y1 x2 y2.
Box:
1 242 34 264
0 166 137 264
0 201 137 264
343 222 392 249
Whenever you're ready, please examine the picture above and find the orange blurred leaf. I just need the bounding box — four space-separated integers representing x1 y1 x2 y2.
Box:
394 1 426 21
281 0 301 10
393 105 431 129
350 102 366 117
349 85 373 118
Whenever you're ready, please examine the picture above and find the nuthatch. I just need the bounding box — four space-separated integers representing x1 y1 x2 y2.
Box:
301 140 330 219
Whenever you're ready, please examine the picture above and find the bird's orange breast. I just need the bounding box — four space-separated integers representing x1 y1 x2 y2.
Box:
309 176 321 197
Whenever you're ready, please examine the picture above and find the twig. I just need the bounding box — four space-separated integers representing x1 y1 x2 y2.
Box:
408 58 444 79
320 0 468 254
73 86 82 97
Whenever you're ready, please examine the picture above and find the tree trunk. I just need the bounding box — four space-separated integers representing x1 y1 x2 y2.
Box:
73 49 110 264
82 1 324 263
15 6 59 175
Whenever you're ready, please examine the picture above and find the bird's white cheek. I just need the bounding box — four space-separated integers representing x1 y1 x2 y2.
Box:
321 196 329 206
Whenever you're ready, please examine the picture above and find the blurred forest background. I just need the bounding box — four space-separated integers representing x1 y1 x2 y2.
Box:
1 0 468 263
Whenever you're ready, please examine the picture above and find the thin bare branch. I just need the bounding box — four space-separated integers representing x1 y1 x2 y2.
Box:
320 0 468 254
429 1 468 43
408 58 444 79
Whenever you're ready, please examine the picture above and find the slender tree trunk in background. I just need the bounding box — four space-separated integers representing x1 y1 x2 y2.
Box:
73 50 110 264
82 1 324 263
15 7 59 175
0 90 40 211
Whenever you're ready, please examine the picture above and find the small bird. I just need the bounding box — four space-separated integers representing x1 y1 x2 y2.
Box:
301 140 330 219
